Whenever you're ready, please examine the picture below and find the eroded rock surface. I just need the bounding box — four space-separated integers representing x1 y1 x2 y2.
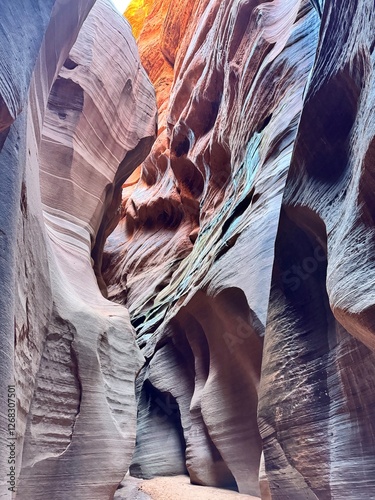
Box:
0 0 156 498
0 0 96 495
104 0 375 498
1 0 375 498
258 0 375 498
105 0 320 496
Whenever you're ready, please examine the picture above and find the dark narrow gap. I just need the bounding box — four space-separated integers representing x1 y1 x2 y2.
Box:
129 379 187 479
261 206 333 500
256 113 273 133
63 57 78 70
221 187 255 236
131 315 146 330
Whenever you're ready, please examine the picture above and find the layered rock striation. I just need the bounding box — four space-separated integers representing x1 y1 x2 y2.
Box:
0 0 156 498
258 0 375 498
103 0 375 498
105 0 320 496
1 0 96 495
1 0 375 498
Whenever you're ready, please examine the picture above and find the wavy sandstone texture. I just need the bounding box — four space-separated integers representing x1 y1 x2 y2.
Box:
1 0 375 498
258 1 375 498
0 0 156 498
103 0 375 498
106 0 320 496
0 0 96 495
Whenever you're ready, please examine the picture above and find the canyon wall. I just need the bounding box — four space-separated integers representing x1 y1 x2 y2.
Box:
105 0 375 498
107 0 321 496
0 0 156 498
258 0 375 497
1 0 374 498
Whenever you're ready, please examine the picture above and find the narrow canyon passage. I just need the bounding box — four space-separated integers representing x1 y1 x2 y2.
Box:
0 0 375 499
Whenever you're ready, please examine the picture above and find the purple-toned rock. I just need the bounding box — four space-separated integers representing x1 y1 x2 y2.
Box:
258 0 375 498
0 0 156 498
105 0 321 496
106 0 375 498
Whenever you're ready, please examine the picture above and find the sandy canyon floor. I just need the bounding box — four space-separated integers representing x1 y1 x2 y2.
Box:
116 475 261 500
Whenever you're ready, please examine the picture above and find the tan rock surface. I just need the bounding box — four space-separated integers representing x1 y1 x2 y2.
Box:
140 475 261 500
105 0 321 496
107 0 375 498
0 0 156 498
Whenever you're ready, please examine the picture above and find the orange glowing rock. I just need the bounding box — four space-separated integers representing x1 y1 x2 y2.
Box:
124 0 153 39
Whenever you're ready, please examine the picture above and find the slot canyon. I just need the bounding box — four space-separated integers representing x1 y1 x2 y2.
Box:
0 0 375 498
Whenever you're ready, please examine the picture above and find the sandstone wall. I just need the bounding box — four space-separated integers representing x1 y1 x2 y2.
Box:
106 0 320 496
1 0 374 497
0 1 157 498
258 0 375 497
105 0 375 498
